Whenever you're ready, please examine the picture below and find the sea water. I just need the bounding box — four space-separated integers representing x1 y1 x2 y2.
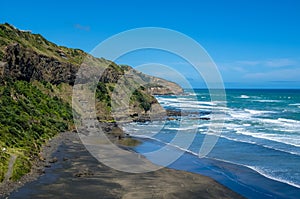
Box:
122 89 300 198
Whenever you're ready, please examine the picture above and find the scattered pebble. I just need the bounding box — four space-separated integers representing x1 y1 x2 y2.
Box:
48 157 58 164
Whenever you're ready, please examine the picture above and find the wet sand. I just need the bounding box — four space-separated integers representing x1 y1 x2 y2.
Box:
2 132 243 199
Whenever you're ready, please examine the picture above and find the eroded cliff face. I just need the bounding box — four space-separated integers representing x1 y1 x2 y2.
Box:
0 23 185 183
0 24 183 123
2 43 77 85
1 43 183 95
121 65 184 96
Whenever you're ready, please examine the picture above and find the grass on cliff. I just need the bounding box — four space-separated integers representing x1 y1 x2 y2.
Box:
0 79 74 182
0 23 85 65
130 88 156 112
0 23 167 183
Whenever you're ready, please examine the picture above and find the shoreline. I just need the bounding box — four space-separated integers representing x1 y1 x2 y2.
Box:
1 127 244 199
134 136 300 199
0 131 72 198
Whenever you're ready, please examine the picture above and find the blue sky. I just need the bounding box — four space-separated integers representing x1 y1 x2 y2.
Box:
1 0 300 88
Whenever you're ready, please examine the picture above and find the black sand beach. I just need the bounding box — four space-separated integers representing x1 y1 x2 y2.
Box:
1 131 243 199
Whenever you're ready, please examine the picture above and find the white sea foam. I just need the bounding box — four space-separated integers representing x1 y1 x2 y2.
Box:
228 111 252 119
186 93 197 96
160 103 224 112
207 157 300 189
278 118 300 124
220 134 300 156
157 97 229 114
258 118 282 125
234 129 300 148
247 166 300 189
137 132 300 188
218 134 257 145
157 97 188 102
158 99 216 106
239 95 250 99
253 99 282 103
244 109 275 115
166 126 199 131
224 123 240 130
131 124 300 189
139 93 300 190
258 118 300 131
289 103 300 106
164 103 213 110
133 134 198 156
260 145 300 156
242 123 251 127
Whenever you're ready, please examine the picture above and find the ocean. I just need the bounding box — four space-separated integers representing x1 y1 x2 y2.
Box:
122 89 300 198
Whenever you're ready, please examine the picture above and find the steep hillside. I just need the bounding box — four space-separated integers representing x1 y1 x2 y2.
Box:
0 23 183 94
0 23 85 65
0 23 183 121
0 80 73 182
0 23 183 182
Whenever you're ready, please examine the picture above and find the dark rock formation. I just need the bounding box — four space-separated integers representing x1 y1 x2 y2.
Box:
2 43 78 85
0 23 184 124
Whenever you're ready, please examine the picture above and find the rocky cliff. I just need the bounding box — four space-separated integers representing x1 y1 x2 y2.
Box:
1 43 77 84
0 23 182 94
0 23 184 182
0 23 183 121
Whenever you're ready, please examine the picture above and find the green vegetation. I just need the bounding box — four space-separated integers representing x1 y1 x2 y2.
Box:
94 65 157 117
0 151 9 182
131 89 155 112
96 82 111 107
11 156 31 181
0 79 73 181
0 23 85 65
0 23 176 183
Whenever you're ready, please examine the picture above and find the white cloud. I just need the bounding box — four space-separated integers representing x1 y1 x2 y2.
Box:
216 58 300 84
74 24 90 31
243 68 300 81
265 59 296 67
236 60 261 66
236 58 297 68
